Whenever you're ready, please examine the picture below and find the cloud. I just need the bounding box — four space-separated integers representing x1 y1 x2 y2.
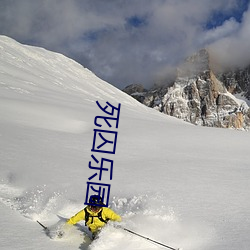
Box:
209 4 250 69
200 18 240 45
0 0 249 88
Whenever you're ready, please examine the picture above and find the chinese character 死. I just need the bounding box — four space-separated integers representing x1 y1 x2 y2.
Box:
95 101 121 128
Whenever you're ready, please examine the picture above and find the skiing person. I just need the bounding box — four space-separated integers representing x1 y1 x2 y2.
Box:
66 196 122 239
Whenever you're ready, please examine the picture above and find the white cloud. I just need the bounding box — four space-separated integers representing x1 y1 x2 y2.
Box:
0 0 249 88
209 5 250 68
200 18 240 45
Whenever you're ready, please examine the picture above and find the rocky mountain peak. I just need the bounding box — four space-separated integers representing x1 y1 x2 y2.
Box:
123 49 250 130
177 49 210 78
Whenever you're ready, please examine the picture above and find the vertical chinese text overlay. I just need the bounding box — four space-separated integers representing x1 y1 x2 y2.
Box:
84 101 121 207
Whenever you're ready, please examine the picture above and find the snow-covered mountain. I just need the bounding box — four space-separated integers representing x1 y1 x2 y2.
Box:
0 36 250 250
124 49 250 130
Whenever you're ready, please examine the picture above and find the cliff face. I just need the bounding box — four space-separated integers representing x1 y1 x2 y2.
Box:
218 66 250 99
123 49 250 130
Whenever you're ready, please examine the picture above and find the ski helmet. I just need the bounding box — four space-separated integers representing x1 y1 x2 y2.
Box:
89 195 103 205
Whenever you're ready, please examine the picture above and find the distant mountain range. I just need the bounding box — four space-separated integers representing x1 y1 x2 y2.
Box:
123 49 250 130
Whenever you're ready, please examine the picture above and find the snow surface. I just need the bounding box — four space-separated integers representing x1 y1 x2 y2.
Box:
0 35 250 250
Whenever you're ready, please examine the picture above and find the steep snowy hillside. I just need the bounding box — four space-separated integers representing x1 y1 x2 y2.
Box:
0 36 250 250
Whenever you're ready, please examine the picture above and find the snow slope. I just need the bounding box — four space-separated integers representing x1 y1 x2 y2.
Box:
0 36 250 250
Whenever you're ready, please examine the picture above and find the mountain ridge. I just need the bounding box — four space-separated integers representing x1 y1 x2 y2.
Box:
123 49 250 130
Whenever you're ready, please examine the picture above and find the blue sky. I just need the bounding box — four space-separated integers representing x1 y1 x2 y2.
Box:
205 0 249 28
0 0 249 89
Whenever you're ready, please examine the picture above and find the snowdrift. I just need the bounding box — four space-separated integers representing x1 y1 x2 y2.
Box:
0 36 250 250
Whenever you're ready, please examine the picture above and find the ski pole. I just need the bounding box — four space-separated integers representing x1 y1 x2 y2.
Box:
122 227 180 250
37 220 48 231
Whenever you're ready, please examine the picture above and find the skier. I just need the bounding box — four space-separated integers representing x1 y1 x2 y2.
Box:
66 196 122 239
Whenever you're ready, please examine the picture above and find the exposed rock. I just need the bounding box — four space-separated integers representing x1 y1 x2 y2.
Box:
123 49 250 130
123 83 146 95
122 84 147 103
217 66 250 99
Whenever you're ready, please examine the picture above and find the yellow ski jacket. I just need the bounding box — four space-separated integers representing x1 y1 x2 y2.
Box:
67 206 121 233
